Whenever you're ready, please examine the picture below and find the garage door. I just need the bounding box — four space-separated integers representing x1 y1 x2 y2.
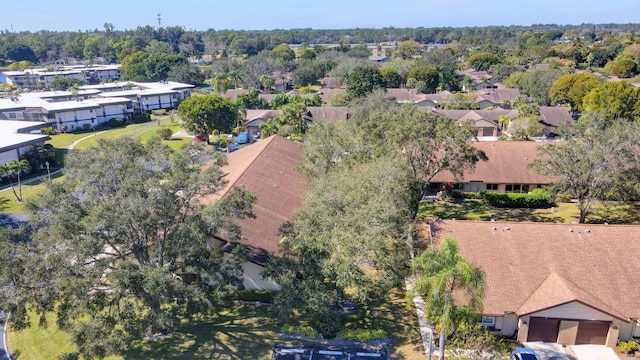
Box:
576 320 610 345
528 317 560 342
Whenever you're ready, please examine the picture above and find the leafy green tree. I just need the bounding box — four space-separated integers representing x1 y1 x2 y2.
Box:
507 116 544 140
549 73 600 113
531 114 637 223
235 88 269 110
467 52 501 71
260 75 275 92
609 57 638 78
178 94 239 142
49 76 85 91
346 66 385 98
379 67 403 88
396 40 423 59
265 157 416 336
407 66 440 93
583 81 640 121
6 138 255 358
412 236 485 360
297 48 316 60
274 102 307 136
273 43 296 62
167 63 206 85
439 93 480 110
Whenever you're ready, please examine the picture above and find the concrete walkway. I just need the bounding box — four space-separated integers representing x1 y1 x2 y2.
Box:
570 345 620 360
406 276 440 359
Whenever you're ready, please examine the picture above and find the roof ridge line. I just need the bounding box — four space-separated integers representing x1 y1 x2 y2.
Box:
221 135 278 198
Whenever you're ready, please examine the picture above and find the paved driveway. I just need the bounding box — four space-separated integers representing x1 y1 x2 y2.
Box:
570 345 619 360
523 342 571 360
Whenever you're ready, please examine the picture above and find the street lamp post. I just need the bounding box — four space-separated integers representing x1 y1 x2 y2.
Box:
45 161 51 182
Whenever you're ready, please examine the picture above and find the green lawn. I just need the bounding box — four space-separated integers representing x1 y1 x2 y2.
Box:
9 291 424 360
46 116 188 151
417 199 640 224
0 174 64 213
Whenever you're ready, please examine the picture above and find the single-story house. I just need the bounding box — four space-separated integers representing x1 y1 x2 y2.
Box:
430 141 553 193
244 107 348 135
421 220 640 347
200 135 307 290
420 108 517 138
474 88 521 109
320 76 344 89
244 109 281 134
539 106 573 136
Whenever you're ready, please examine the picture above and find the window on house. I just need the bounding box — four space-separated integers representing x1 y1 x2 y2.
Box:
480 316 495 327
452 183 464 190
486 184 498 191
505 184 529 193
9 113 16 119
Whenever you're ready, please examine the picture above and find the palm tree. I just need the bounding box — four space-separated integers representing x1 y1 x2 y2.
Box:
0 163 19 202
259 75 274 93
259 118 276 138
210 72 230 95
227 70 243 89
11 159 31 202
412 236 484 360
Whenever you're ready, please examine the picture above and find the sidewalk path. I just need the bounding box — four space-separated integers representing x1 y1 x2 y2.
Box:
406 275 440 359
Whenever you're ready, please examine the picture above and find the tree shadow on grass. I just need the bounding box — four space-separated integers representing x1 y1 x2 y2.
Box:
418 199 565 223
125 305 281 360
589 203 640 224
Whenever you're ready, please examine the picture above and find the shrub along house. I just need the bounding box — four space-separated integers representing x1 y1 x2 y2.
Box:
421 220 640 347
200 135 307 290
430 141 553 194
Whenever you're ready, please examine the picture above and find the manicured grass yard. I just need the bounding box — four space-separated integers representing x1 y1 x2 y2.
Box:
417 198 640 224
0 173 64 213
9 291 424 360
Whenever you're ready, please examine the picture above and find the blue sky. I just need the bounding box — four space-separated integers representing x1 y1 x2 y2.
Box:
3 0 639 32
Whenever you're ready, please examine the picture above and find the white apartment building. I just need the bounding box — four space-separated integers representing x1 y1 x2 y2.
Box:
0 81 194 132
2 64 121 88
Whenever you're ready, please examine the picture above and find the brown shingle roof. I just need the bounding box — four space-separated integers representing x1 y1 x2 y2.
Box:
474 88 521 104
539 106 572 128
421 108 517 126
224 88 250 100
201 136 306 265
422 220 640 320
430 141 554 185
245 109 281 123
304 106 349 123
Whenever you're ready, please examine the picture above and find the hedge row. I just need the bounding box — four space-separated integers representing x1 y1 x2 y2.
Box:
340 329 388 342
479 189 551 208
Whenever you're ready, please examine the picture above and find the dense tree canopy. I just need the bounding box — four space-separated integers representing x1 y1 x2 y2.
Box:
582 81 640 121
345 66 385 98
0 138 255 358
531 115 640 223
549 72 600 113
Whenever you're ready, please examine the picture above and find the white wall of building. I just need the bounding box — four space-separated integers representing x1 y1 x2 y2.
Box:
242 262 281 291
0 150 18 165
